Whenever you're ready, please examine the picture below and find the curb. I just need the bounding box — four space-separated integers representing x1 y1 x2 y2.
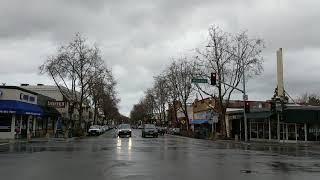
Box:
167 134 319 148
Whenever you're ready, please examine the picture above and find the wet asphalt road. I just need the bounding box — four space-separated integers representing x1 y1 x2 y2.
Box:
1 130 320 180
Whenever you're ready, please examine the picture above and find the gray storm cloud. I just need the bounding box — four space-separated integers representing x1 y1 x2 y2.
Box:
1 0 320 115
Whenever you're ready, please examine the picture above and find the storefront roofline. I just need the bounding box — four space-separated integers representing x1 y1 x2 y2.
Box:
0 86 38 95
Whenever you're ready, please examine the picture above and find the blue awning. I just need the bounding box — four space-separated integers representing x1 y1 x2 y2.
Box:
191 119 209 124
0 100 43 116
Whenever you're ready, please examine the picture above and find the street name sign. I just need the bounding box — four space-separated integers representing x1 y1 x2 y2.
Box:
192 78 208 83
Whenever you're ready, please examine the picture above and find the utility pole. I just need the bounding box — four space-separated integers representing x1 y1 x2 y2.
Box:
242 58 248 142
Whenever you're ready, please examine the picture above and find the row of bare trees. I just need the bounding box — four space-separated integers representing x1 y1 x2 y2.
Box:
40 33 120 132
130 25 265 136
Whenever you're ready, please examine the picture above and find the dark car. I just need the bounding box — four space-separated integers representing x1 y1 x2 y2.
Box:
117 124 132 137
142 124 158 138
157 127 166 135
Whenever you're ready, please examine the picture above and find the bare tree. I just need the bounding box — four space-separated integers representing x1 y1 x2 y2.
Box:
195 26 264 137
153 75 169 123
130 99 149 124
297 93 320 106
88 68 117 124
40 33 110 132
163 58 195 130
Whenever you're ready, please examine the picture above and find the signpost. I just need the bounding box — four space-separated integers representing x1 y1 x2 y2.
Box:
192 78 208 84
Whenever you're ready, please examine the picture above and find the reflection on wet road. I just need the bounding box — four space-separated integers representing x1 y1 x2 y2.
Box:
1 129 320 180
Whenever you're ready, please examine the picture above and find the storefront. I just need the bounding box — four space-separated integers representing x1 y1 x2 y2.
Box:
228 106 320 143
0 100 43 139
0 86 44 139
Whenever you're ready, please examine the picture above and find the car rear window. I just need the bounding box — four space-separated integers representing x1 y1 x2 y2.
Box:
145 124 155 128
119 124 130 129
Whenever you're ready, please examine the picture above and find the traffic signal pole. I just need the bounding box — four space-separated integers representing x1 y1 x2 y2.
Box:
242 58 248 142
207 67 248 142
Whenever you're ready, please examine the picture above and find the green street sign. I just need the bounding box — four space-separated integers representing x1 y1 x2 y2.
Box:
192 78 208 83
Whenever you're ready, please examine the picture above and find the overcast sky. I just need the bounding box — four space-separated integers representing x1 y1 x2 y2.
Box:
1 0 320 116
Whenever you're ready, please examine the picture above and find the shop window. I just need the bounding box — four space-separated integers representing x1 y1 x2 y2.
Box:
264 122 269 139
270 122 278 139
37 118 43 130
258 123 264 139
250 122 258 138
297 124 305 141
308 125 320 141
280 123 287 140
29 96 35 102
287 124 296 140
0 114 12 132
48 118 53 129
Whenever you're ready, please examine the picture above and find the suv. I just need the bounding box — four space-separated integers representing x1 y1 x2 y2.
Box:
117 124 132 137
142 124 158 138
88 125 102 136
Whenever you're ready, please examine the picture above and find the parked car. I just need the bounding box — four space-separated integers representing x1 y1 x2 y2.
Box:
168 128 180 135
103 125 109 131
88 125 103 136
142 124 158 138
117 124 132 137
157 127 166 135
172 128 180 135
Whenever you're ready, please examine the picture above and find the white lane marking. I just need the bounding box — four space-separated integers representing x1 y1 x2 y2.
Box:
0 143 9 146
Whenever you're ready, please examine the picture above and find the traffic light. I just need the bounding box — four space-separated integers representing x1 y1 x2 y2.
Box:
210 72 216 86
244 101 250 113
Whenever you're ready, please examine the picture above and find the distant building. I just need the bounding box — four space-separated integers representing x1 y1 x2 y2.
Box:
21 84 94 128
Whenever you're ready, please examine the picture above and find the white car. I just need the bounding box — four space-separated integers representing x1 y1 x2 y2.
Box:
88 125 103 136
103 125 109 131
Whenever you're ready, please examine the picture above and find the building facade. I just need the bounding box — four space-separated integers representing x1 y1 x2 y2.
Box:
227 105 320 143
22 84 94 130
0 86 44 139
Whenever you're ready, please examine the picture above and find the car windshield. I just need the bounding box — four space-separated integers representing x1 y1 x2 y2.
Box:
90 125 100 129
119 124 130 129
145 124 156 129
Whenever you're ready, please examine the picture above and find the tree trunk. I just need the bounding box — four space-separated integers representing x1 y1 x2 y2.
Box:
220 108 227 137
183 102 189 131
93 100 97 124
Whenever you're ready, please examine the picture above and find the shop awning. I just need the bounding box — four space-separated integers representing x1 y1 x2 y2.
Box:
0 100 43 116
191 120 209 124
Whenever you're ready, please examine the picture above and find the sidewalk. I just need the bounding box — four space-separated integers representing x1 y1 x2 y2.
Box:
169 133 320 148
5 137 81 144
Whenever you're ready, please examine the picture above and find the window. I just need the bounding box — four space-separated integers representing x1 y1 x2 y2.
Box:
29 96 35 102
0 114 12 132
250 122 258 138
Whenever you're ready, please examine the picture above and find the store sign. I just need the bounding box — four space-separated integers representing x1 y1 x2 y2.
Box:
0 110 16 114
48 101 66 108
